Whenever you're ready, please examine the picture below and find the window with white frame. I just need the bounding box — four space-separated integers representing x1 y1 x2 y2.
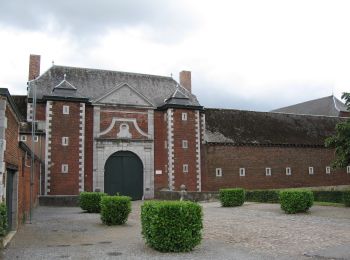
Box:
164 141 167 149
62 137 69 146
63 105 70 115
265 167 271 176
183 164 188 173
308 167 314 175
182 140 188 149
20 135 27 142
239 168 245 177
182 112 187 121
286 167 292 175
326 166 331 174
33 136 39 142
347 166 350 174
215 168 222 177
61 164 69 173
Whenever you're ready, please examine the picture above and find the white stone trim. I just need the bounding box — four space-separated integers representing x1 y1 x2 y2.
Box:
148 110 154 139
27 103 33 122
101 109 148 115
201 113 206 144
45 101 53 194
98 117 150 139
93 106 100 191
195 110 202 191
0 100 6 200
167 109 174 190
79 103 85 192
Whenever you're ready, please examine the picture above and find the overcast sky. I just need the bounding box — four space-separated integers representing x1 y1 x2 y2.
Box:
1 0 349 111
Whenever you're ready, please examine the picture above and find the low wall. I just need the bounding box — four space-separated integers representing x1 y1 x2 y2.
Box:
39 195 79 207
155 190 219 202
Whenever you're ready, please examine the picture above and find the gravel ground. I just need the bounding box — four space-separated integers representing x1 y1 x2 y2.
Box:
1 201 350 260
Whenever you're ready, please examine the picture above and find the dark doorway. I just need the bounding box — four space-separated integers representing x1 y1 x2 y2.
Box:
104 151 143 200
6 169 15 231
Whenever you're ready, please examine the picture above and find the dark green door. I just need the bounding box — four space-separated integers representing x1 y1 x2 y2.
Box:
6 170 14 231
104 151 143 200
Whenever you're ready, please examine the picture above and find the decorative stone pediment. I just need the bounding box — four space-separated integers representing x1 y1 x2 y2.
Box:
94 83 154 107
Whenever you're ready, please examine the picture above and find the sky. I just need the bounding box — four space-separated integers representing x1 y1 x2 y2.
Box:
0 0 349 111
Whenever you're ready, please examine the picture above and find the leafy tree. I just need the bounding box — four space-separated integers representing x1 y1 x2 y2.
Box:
325 92 350 168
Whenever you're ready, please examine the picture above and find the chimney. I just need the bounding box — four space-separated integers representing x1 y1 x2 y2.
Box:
179 70 191 93
28 54 41 81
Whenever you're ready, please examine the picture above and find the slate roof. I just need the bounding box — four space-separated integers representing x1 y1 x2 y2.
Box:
271 95 348 116
205 108 344 146
28 65 201 107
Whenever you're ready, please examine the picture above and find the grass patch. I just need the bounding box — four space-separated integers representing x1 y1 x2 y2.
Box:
313 201 345 207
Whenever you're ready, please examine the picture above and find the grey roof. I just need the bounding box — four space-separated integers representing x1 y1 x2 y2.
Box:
205 108 344 146
271 95 348 116
28 65 200 107
162 88 200 108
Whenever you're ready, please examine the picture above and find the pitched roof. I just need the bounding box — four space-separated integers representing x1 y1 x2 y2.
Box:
28 65 201 107
271 95 348 116
205 108 345 146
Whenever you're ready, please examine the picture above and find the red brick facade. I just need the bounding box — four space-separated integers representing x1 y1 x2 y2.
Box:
154 110 168 190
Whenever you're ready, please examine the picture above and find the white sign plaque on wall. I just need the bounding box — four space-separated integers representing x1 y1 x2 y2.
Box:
155 170 162 175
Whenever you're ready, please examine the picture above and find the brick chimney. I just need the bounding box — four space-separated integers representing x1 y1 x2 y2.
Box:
179 70 191 93
28 54 41 81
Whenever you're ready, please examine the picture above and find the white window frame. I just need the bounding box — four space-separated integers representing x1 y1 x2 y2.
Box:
183 164 188 173
239 168 245 177
61 164 68 173
326 166 331 174
215 168 222 177
164 141 167 149
33 136 39 142
182 140 188 149
286 167 292 175
20 135 27 142
265 167 271 176
182 112 187 121
308 167 314 175
347 166 350 174
62 137 69 146
63 105 70 115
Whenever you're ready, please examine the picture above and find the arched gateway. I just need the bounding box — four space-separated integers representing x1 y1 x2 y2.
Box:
104 151 143 200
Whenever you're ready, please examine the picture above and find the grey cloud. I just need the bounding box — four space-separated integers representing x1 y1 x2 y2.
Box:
0 0 195 42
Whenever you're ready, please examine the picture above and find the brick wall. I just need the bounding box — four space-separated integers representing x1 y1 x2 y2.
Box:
4 107 20 167
84 104 93 191
154 110 168 190
202 145 350 191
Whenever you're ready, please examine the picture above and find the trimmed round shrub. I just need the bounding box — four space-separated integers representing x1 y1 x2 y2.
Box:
343 190 350 207
0 203 7 236
100 196 131 225
219 188 245 207
79 192 107 213
279 189 314 214
141 201 203 252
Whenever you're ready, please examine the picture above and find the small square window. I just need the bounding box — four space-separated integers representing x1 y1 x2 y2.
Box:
164 113 167 122
182 112 187 121
215 168 222 177
62 137 69 146
63 105 70 115
309 167 314 175
347 166 350 174
239 168 245 177
33 136 39 142
326 166 331 174
61 164 68 173
286 167 292 175
182 140 188 149
164 141 167 149
20 135 27 142
183 164 188 173
265 167 271 176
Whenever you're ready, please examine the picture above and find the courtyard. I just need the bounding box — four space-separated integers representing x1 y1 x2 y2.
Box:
1 201 350 259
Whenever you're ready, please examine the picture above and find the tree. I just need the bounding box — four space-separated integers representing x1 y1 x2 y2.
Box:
325 92 350 168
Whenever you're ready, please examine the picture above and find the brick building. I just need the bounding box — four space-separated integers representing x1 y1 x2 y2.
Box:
23 55 350 199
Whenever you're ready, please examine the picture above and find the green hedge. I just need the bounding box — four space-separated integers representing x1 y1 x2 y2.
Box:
343 191 350 207
141 201 203 252
279 190 314 214
100 196 131 225
312 191 344 203
219 188 245 207
245 190 280 203
0 203 7 236
79 192 107 213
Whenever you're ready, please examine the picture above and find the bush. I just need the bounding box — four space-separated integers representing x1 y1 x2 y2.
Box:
100 196 131 225
79 192 107 213
312 191 344 203
0 203 7 236
279 189 314 214
343 190 350 207
245 190 280 203
219 188 245 207
141 201 203 252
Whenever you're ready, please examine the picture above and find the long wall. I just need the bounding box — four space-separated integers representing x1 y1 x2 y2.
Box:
202 144 350 191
